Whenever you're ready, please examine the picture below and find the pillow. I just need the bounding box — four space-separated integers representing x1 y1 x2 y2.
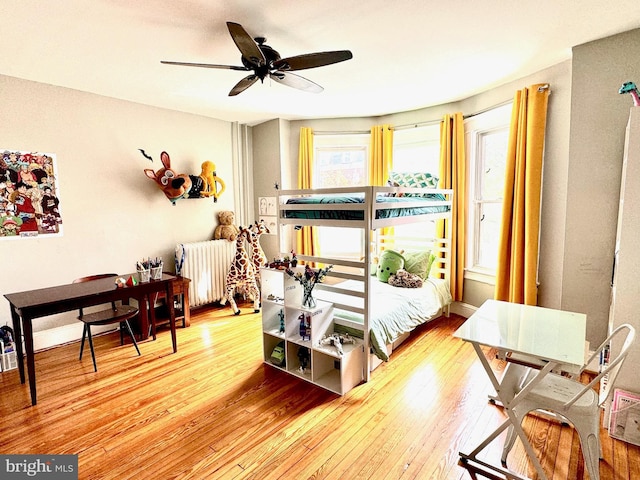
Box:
403 250 436 279
376 249 405 283
385 179 404 197
388 172 439 197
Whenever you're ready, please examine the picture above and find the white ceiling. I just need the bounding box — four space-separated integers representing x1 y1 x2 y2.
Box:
3 1 640 126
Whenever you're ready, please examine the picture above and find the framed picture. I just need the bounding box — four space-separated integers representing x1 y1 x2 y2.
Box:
609 388 640 446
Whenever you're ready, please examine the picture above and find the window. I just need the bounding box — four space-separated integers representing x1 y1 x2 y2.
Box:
393 125 440 175
312 128 443 256
313 134 369 258
392 125 440 238
465 103 512 282
314 146 367 188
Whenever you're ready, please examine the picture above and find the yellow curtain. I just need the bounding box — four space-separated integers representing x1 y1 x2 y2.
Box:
369 124 394 243
369 124 393 185
437 113 466 302
494 84 550 305
296 127 318 257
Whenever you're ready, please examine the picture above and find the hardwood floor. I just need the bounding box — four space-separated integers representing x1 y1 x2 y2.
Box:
1 301 639 479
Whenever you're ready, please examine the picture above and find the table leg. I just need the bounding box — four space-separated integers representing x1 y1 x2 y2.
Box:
9 306 25 384
138 295 150 341
460 343 550 480
21 315 37 406
147 293 157 341
166 281 177 353
182 286 190 328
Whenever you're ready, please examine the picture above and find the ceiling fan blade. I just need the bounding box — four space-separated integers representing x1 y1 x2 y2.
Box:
229 74 259 96
273 50 353 71
161 60 249 71
269 72 323 93
226 22 266 66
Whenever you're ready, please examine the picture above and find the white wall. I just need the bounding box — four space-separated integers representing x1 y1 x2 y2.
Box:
251 119 285 261
0 74 236 339
563 28 640 344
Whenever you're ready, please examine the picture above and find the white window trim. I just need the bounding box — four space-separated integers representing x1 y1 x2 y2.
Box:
464 103 512 280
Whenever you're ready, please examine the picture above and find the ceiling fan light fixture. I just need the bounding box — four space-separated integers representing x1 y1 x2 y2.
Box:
161 21 352 96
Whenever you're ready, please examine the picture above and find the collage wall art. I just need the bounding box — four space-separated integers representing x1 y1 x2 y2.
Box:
0 149 63 239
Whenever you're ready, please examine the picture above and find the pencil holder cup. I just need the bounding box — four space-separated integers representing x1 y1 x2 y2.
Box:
150 264 163 280
137 267 151 283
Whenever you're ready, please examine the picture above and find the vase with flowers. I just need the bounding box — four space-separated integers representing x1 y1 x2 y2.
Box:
285 264 333 309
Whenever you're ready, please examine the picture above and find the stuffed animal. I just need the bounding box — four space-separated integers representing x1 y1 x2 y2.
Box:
214 210 239 241
376 249 405 282
198 161 226 202
388 269 424 288
222 226 260 315
248 220 270 286
144 151 193 205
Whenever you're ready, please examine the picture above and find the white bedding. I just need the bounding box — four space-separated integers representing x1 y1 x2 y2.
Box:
325 278 452 361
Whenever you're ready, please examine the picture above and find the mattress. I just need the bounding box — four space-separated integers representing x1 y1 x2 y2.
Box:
322 277 452 361
283 194 450 221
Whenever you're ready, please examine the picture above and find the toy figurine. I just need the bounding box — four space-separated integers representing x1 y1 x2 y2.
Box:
619 81 640 106
298 312 311 341
319 333 356 356
278 309 285 334
297 346 310 373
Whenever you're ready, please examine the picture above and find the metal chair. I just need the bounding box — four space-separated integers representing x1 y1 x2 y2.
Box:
73 274 141 372
501 323 636 480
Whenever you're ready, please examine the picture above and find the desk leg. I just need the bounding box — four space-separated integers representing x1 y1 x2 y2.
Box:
147 293 157 341
182 287 190 328
459 343 549 480
20 314 37 406
138 295 150 341
9 306 25 384
166 282 177 353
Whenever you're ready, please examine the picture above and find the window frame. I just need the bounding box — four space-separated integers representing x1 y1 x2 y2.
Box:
464 103 512 284
312 133 370 259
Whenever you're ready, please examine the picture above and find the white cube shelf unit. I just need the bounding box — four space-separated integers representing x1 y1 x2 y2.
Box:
261 267 364 395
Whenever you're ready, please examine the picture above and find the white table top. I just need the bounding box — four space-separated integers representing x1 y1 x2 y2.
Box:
453 300 587 366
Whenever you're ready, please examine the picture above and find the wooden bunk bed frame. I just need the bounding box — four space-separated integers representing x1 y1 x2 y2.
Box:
277 185 454 382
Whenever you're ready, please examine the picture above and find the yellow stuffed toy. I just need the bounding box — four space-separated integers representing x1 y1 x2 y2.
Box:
214 210 239 241
199 161 226 202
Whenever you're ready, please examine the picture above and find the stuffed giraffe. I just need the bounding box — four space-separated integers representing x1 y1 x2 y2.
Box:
223 226 260 315
248 220 270 287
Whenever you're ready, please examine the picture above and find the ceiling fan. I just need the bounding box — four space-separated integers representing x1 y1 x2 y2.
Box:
161 22 353 96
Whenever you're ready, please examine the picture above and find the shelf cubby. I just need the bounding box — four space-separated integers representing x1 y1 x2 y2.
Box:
260 267 364 395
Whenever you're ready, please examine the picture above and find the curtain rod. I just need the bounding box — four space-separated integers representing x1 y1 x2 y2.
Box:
312 105 505 134
312 84 550 135
312 120 441 135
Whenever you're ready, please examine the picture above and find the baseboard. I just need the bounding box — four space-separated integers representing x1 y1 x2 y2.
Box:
450 301 476 318
32 323 116 352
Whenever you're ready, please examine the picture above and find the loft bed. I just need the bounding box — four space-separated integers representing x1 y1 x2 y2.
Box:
277 185 454 381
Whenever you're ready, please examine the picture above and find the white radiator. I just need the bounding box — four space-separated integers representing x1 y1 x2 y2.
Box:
175 240 235 307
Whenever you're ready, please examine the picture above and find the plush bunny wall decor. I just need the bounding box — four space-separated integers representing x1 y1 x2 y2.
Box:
144 151 193 205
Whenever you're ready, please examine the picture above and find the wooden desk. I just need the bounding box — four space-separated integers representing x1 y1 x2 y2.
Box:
4 273 179 406
148 275 191 331
453 300 587 480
